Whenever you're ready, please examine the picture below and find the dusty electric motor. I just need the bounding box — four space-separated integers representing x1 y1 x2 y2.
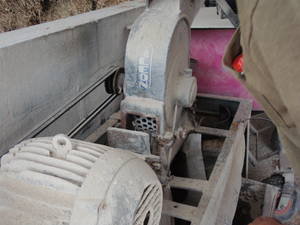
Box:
0 134 162 225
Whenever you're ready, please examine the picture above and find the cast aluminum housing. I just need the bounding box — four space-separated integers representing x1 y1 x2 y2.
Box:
122 0 201 135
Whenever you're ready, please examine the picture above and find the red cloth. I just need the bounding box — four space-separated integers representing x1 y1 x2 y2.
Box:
232 54 244 73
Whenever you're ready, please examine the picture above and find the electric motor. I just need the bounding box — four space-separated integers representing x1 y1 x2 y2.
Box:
0 134 162 225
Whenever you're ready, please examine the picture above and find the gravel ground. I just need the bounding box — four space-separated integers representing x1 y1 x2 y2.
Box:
0 0 129 33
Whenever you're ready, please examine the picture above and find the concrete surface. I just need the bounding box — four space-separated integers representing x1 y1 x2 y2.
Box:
0 0 145 156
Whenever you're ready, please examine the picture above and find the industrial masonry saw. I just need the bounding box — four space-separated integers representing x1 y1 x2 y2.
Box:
0 1 252 225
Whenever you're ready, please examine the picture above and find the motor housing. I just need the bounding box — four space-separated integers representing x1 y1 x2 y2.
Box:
0 134 162 225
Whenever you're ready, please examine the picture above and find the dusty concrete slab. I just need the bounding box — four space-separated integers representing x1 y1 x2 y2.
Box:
0 0 145 155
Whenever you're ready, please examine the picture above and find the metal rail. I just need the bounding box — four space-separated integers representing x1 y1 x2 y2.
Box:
162 94 252 225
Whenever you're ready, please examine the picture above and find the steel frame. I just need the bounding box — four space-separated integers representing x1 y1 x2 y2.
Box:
86 93 252 225
161 94 251 225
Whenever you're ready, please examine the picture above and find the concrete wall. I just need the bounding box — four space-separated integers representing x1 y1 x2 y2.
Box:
0 1 145 155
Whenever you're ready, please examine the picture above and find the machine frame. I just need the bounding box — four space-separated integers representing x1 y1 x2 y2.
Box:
85 93 252 225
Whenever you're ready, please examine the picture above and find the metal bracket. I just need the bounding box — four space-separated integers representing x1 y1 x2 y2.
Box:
216 0 239 27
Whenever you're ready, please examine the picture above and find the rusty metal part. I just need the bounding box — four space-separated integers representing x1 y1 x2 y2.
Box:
202 138 223 157
162 94 252 225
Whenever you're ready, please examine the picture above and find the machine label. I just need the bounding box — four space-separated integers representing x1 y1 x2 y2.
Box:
138 49 152 89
